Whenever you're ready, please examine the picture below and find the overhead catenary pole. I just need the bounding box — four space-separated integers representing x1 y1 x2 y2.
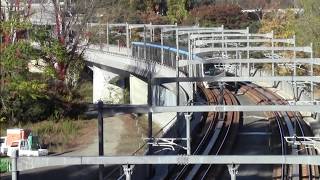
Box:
99 21 102 50
228 164 240 180
148 72 153 154
191 33 197 94
271 30 275 87
185 113 191 155
126 22 130 56
106 22 109 52
11 150 18 180
144 25 147 60
122 165 134 180
188 32 191 76
176 28 180 107
161 29 164 64
247 27 250 76
293 35 297 76
176 28 191 155
235 43 238 90
222 25 227 63
147 24 153 178
293 34 297 98
311 43 314 101
97 100 104 180
150 22 153 42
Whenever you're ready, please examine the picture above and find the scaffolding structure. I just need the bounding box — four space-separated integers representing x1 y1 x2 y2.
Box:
10 23 320 180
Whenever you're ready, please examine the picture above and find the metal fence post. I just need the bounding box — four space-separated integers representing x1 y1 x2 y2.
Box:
11 149 18 180
97 100 104 180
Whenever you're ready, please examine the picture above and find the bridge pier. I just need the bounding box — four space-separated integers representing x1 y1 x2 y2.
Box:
92 66 125 103
316 113 320 122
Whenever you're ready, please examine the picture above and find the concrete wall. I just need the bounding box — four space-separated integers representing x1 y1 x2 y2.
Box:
129 75 148 105
238 65 313 102
129 75 177 106
129 74 177 130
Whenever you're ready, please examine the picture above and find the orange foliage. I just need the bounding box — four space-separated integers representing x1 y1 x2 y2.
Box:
187 4 252 29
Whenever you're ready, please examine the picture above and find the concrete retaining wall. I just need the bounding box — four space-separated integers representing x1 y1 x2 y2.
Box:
239 66 312 102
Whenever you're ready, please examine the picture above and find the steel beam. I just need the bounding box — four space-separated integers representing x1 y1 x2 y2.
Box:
152 105 320 113
162 26 222 33
152 76 320 84
177 29 247 35
88 104 320 114
178 58 320 67
87 23 177 29
190 32 273 39
193 46 312 54
195 38 295 46
128 24 177 29
17 155 320 171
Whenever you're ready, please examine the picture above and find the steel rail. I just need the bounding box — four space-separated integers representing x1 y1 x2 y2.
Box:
198 89 240 180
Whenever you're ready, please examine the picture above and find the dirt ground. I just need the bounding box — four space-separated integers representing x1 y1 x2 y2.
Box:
64 114 159 156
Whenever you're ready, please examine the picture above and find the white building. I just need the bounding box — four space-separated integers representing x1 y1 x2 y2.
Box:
1 0 57 25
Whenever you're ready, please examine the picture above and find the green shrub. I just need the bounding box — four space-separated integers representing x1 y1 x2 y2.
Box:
0 158 10 173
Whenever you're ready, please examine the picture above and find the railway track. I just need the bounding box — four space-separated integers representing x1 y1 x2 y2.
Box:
104 82 318 180
196 88 240 180
271 89 320 180
168 85 240 180
240 83 289 179
239 83 319 180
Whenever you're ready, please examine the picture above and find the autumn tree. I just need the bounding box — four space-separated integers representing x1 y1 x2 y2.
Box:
30 0 102 93
259 10 296 38
294 0 320 57
186 4 255 29
167 0 188 23
0 1 49 123
0 0 100 124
